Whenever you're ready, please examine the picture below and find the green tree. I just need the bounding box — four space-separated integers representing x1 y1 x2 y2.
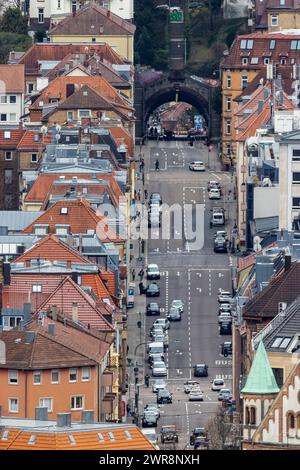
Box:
0 6 28 35
0 32 32 63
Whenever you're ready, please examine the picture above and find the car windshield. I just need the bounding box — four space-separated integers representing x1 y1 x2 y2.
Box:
214 380 224 385
154 362 165 368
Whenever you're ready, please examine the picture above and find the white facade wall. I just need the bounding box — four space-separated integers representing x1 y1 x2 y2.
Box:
0 93 23 125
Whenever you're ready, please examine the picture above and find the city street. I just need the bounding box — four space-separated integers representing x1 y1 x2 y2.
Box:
128 139 236 449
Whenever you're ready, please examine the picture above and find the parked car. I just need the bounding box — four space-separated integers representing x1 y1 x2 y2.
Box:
214 235 227 253
193 364 208 377
218 289 233 303
218 388 232 401
149 353 165 368
152 361 167 377
188 387 204 401
150 193 162 205
150 325 164 338
218 312 232 324
152 318 170 331
219 303 231 313
152 379 167 393
211 378 225 392
144 403 160 419
221 341 232 356
147 264 160 280
189 161 205 171
146 283 160 297
142 410 159 427
171 299 184 313
146 302 160 316
210 207 225 227
190 427 207 446
207 180 221 192
219 321 232 335
167 307 181 321
184 380 200 393
161 425 178 444
209 188 221 200
152 332 169 350
157 389 172 404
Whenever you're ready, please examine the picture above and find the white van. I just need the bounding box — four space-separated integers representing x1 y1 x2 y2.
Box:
211 208 225 226
148 341 164 358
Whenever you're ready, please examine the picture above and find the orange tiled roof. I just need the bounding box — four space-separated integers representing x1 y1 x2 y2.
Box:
17 131 52 149
0 425 154 450
99 269 115 295
82 274 113 303
0 128 24 147
109 126 133 157
0 64 24 93
23 199 122 242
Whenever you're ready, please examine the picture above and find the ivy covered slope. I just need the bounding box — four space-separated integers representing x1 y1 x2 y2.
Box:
0 7 32 63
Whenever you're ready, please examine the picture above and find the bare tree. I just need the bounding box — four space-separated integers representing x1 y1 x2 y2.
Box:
205 407 236 450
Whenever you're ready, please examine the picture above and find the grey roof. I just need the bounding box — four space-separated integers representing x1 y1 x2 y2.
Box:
11 260 99 274
260 297 300 352
0 212 44 232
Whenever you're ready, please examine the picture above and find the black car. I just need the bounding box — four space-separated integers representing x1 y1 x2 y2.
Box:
219 321 232 335
190 427 206 446
146 302 160 316
157 389 172 404
146 283 160 297
221 341 232 356
193 364 208 377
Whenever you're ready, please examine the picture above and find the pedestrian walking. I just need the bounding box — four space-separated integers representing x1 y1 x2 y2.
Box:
144 189 148 200
134 192 138 202
132 269 135 281
138 189 141 201
145 374 150 387
138 268 144 281
155 159 160 171
142 173 145 185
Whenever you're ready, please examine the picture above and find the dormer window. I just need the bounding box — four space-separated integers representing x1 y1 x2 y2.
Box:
270 39 276 50
60 207 68 215
242 57 248 66
251 57 259 65
271 15 278 27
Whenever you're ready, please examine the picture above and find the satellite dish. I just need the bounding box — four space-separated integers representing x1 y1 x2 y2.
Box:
253 236 262 253
40 125 48 135
55 124 61 132
55 133 60 142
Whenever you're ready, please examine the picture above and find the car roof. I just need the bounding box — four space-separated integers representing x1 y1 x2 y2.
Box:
195 364 206 367
148 263 158 268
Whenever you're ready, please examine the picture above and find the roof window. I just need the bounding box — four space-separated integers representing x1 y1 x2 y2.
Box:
4 131 11 139
271 337 291 349
125 431 132 440
97 433 104 443
60 207 68 215
69 435 76 445
28 435 36 445
240 39 254 50
1 431 9 441
108 432 115 441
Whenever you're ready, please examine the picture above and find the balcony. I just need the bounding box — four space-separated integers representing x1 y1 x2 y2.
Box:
101 392 117 415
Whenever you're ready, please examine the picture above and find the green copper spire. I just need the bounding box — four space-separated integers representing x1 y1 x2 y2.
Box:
241 341 280 395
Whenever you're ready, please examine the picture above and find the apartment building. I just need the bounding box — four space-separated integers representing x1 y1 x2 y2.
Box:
255 0 300 32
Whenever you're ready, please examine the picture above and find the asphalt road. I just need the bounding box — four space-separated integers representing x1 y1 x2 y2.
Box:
137 140 235 449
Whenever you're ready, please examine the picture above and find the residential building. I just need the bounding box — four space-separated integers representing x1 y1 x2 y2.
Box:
48 2 136 62
0 127 24 210
221 32 300 165
0 65 25 126
254 0 300 32
0 418 154 450
0 316 117 422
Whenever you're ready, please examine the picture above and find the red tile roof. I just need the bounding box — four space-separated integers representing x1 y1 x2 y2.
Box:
23 199 122 242
15 234 91 265
49 2 136 37
0 64 25 93
17 131 52 150
109 126 133 157
82 274 113 303
0 127 24 147
99 269 115 296
18 44 125 76
37 276 114 331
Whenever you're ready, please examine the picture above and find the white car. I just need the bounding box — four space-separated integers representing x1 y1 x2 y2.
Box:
152 379 167 393
147 264 160 280
152 361 167 377
188 387 204 401
189 161 205 171
218 312 232 324
219 303 231 313
209 188 221 200
152 318 170 331
171 299 184 313
218 388 232 401
184 380 200 393
211 378 225 391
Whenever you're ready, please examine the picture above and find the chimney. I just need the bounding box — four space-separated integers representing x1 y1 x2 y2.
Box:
57 413 72 428
50 305 58 321
81 410 94 424
48 323 55 335
35 407 48 421
72 302 78 322
285 255 292 272
3 263 11 286
25 331 35 344
23 303 32 323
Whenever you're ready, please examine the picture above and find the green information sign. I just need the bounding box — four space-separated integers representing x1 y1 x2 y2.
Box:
169 9 184 23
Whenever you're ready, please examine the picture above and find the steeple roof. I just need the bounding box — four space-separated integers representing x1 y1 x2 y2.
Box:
241 341 280 395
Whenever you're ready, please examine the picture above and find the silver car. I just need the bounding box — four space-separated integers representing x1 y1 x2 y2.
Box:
152 318 170 331
152 379 167 393
171 300 184 313
152 361 167 377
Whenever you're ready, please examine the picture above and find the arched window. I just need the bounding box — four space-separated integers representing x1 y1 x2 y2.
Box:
250 407 256 425
287 412 295 431
296 414 300 429
245 406 250 425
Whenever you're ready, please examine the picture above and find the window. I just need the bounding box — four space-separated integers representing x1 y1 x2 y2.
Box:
226 75 231 89
242 57 248 66
31 153 38 163
287 412 295 431
71 395 83 410
251 57 259 65
240 39 253 49
264 58 270 65
226 97 231 112
4 194 12 209
81 367 91 382
272 368 284 388
79 110 90 118
39 398 53 412
270 39 276 50
69 368 78 382
0 95 7 104
291 58 296 65
292 149 300 160
293 198 300 208
55 226 68 235
241 75 248 89
32 285 42 293
9 96 16 104
27 83 35 94
4 316 22 329
226 144 232 155
271 15 278 26
67 111 74 121
8 370 18 385
51 370 59 384
1 114 7 122
245 406 250 425
38 8 44 24
5 169 12 185
72 0 77 14
250 407 256 425
9 398 18 413
4 131 11 139
290 39 300 50
280 0 286 5
33 371 41 385
60 207 68 214
292 172 300 183
225 119 231 135
5 151 12 161
9 113 16 122
280 58 286 65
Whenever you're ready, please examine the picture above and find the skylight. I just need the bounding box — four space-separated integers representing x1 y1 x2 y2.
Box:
28 435 36 445
60 207 68 215
69 435 76 445
271 337 291 349
97 432 104 443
